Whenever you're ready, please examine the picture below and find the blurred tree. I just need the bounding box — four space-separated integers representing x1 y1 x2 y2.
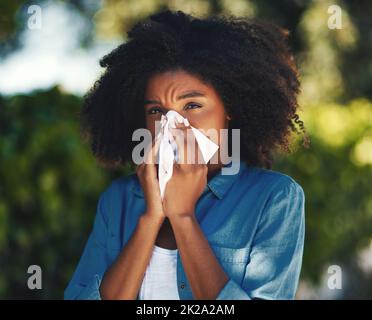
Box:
0 0 98 57
274 99 372 289
2 0 372 99
0 87 131 298
341 0 372 101
297 0 358 105
0 0 25 56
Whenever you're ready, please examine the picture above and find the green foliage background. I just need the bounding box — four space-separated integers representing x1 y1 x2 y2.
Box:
0 87 129 298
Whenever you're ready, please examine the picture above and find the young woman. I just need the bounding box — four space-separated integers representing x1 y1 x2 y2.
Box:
64 9 309 300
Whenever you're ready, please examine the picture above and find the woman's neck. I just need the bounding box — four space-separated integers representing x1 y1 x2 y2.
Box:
207 163 224 181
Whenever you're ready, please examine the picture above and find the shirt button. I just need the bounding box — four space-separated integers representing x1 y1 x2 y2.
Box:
180 283 185 290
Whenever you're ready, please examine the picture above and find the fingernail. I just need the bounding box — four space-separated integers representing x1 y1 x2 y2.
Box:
184 118 190 126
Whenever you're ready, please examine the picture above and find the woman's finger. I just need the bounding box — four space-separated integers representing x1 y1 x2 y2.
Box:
136 162 144 173
193 131 205 165
141 134 162 183
144 134 161 165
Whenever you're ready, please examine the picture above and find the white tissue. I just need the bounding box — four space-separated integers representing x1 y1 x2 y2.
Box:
155 110 219 200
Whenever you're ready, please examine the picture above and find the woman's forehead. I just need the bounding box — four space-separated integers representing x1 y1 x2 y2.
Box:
145 70 214 97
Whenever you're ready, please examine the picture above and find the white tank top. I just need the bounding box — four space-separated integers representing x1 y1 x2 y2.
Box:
138 245 180 300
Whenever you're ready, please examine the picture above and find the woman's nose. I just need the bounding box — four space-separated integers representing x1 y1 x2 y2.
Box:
162 106 186 117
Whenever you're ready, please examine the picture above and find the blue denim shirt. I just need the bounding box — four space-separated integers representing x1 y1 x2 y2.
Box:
64 160 305 300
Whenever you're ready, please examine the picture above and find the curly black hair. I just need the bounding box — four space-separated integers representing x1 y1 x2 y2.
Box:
80 9 310 170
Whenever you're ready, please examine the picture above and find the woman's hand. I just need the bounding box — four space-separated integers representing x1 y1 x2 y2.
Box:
136 137 166 223
163 121 208 219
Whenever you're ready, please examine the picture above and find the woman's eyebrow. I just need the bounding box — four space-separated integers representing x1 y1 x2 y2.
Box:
144 91 206 106
177 91 206 100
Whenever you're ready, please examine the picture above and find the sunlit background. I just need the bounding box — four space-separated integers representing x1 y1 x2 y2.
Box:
0 0 371 299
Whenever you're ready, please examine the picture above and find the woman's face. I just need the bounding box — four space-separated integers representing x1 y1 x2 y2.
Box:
144 69 231 163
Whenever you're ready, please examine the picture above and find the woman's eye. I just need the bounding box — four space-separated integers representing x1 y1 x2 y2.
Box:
148 107 162 115
185 103 201 110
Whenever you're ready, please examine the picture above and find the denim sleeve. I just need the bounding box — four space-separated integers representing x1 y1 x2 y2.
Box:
216 178 305 300
64 187 112 300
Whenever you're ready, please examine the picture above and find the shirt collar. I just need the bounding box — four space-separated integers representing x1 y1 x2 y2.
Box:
132 160 247 199
204 160 247 199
